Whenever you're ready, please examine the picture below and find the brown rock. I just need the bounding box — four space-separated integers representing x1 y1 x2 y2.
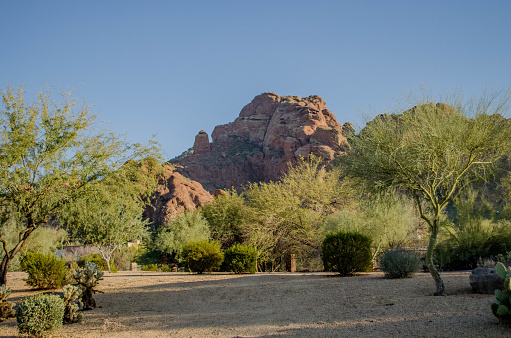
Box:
171 93 351 191
144 164 213 226
193 130 211 155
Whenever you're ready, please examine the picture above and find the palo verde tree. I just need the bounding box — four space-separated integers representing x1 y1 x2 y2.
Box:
0 84 159 285
342 90 511 295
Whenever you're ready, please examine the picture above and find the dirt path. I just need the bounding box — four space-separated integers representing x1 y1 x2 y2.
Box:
1 271 506 337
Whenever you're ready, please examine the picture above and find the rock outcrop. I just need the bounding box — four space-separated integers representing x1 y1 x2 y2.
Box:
171 93 350 191
469 266 505 294
143 164 213 227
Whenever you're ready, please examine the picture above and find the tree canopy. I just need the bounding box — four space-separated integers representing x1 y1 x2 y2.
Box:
342 91 511 295
0 84 160 284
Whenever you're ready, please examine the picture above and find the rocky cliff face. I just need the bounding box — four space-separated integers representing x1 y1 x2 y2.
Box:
171 93 350 192
143 164 213 227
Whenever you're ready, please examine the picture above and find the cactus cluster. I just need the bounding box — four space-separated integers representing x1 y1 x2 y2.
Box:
73 261 104 310
491 262 511 323
62 284 85 324
0 284 16 321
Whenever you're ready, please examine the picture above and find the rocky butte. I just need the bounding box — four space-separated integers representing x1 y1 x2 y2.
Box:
171 92 351 192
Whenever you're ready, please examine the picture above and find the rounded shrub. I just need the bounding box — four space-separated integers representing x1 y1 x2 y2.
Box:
223 244 257 274
20 252 68 289
181 240 224 274
16 293 65 337
378 248 421 278
321 231 373 275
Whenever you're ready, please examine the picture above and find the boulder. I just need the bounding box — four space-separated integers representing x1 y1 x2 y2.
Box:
469 266 505 294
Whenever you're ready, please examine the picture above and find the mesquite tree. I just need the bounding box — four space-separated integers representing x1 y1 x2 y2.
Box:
342 91 511 295
0 84 159 285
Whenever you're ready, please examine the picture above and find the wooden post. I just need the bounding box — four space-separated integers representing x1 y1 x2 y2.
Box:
286 254 296 272
130 262 137 271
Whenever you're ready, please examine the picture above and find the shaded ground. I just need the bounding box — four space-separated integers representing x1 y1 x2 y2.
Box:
1 271 506 337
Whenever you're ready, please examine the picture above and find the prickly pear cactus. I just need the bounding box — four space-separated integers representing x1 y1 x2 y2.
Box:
73 261 104 310
0 284 16 321
62 284 84 324
491 262 511 323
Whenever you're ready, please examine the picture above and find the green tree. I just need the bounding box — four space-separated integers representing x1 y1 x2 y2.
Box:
342 91 511 295
0 84 159 284
154 211 211 261
243 155 347 270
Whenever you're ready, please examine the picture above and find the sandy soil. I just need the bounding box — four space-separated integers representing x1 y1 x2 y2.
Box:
0 271 507 337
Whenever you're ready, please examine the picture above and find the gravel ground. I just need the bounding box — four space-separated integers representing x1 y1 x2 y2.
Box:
0 271 507 337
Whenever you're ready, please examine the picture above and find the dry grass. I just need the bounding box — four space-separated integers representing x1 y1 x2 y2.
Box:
0 271 507 337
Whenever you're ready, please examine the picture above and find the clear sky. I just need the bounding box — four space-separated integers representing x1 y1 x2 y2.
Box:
1 1 510 159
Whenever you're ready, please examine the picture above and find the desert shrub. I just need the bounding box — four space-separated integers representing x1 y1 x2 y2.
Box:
154 211 211 262
321 231 373 275
181 240 224 274
20 252 68 289
434 219 511 270
16 293 65 337
222 244 257 274
62 284 84 324
0 223 67 272
378 248 421 278
141 264 159 271
77 253 117 272
0 284 16 321
112 246 139 271
159 264 173 272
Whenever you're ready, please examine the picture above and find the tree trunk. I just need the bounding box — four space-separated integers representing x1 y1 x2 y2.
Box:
0 255 10 286
81 287 96 310
425 221 445 296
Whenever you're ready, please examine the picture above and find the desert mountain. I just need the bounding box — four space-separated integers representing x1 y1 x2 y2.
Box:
171 92 351 192
143 163 213 227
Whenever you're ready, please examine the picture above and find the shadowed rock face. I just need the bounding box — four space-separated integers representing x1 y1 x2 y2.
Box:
143 164 213 227
171 93 350 192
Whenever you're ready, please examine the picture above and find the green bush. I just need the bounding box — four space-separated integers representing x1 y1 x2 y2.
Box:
181 240 224 274
77 253 118 272
321 231 373 275
20 252 68 289
141 264 159 271
222 244 257 274
378 248 421 278
16 293 65 337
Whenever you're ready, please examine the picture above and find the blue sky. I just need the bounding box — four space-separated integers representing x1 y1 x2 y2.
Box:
1 1 510 159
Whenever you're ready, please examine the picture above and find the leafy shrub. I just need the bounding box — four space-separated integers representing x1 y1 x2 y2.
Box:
435 219 511 270
77 253 118 272
16 293 65 337
154 211 211 261
491 262 511 323
321 231 373 275
181 240 224 274
222 244 257 274
141 264 158 271
378 248 421 278
159 264 173 272
20 252 68 289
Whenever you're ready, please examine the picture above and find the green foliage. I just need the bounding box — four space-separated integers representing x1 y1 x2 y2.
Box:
201 189 246 249
378 248 421 278
341 90 511 295
0 84 161 285
324 191 420 257
16 293 65 337
243 155 347 270
0 223 67 272
491 262 511 323
321 231 373 275
154 211 211 260
222 244 257 274
72 261 104 310
181 240 224 274
62 284 84 324
76 253 118 272
141 264 159 271
20 252 68 290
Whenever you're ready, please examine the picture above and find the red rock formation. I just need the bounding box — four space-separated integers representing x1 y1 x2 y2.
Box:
171 93 350 192
143 164 213 226
193 130 211 154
